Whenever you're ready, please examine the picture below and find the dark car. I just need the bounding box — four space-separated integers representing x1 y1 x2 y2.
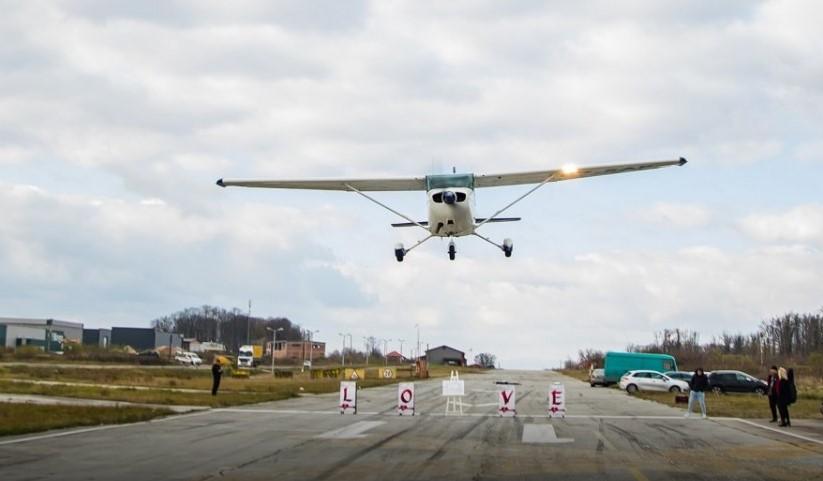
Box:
137 350 164 365
708 370 768 394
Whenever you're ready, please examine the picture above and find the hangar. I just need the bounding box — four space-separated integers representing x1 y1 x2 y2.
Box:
0 317 84 350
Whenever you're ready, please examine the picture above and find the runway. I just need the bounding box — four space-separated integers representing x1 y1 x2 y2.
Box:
1 370 822 481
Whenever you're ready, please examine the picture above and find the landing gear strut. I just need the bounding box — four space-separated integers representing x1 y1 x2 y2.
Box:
448 240 456 261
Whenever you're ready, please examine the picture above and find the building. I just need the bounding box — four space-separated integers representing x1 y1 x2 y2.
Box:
386 350 407 364
82 329 112 348
182 338 226 353
425 345 466 366
268 340 326 362
0 317 84 350
111 327 183 352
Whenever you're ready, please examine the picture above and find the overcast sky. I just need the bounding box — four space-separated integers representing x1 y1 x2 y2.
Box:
3 1 823 368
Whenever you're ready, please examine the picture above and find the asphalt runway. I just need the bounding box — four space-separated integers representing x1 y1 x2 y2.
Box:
1 370 822 481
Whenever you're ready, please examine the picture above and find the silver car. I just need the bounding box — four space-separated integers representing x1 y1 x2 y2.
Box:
589 368 606 387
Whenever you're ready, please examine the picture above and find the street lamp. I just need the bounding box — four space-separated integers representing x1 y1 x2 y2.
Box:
362 336 370 366
382 338 392 366
338 332 351 367
306 329 319 371
267 327 284 377
397 339 405 360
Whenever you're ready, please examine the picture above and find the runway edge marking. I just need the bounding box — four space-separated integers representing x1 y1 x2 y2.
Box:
728 418 823 446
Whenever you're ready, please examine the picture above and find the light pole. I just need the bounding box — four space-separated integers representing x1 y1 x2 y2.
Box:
246 299 252 345
338 332 351 367
307 329 319 371
362 336 370 365
415 324 420 362
397 339 405 359
382 338 392 366
267 327 284 377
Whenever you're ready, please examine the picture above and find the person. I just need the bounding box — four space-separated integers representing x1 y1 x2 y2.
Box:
766 365 779 423
211 359 223 396
775 366 794 427
685 367 708 418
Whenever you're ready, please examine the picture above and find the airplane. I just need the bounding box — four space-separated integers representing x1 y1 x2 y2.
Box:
217 157 687 262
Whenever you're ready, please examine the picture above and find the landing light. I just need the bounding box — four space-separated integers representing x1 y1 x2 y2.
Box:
561 165 579 175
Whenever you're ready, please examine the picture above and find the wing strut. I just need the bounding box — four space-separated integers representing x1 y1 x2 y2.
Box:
344 184 430 233
474 172 563 230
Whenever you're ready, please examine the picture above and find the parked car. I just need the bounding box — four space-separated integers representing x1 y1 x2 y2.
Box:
136 350 163 365
174 352 202 366
590 368 607 387
664 371 694 382
707 370 768 394
619 370 690 393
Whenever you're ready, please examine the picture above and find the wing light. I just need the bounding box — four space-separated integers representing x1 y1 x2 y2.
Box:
561 165 579 176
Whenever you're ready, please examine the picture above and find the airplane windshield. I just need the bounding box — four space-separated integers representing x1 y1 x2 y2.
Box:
425 173 474 190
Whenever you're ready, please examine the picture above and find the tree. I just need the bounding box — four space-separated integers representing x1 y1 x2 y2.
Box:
474 352 497 368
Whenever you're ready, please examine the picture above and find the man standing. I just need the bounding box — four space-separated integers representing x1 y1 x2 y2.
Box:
766 365 779 423
685 368 708 418
211 359 223 396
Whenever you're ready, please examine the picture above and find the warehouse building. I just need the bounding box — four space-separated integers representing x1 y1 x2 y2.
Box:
82 328 112 348
425 345 466 366
268 340 326 362
0 317 84 350
111 327 183 351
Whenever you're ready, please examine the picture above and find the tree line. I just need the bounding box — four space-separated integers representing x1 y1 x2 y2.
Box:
566 308 823 376
151 305 305 354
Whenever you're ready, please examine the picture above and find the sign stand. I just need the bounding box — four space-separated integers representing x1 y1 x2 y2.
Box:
548 382 565 419
339 381 357 415
443 370 465 416
397 382 415 416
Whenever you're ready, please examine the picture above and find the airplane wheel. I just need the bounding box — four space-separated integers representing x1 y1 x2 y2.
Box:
503 238 513 258
448 241 456 261
394 244 405 262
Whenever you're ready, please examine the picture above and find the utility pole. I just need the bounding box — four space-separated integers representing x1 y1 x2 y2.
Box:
415 324 420 362
246 299 252 345
382 338 392 366
268 327 283 377
397 339 405 359
338 332 347 367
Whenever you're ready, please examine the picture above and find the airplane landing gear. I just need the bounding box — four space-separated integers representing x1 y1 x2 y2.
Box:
503 238 513 258
394 244 405 262
448 240 456 261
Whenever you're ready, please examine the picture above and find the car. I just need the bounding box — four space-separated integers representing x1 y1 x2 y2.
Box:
175 352 202 366
136 350 163 365
619 370 690 393
589 368 607 387
664 371 695 382
707 370 768 394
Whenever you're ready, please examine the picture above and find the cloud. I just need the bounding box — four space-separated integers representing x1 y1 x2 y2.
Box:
740 205 823 245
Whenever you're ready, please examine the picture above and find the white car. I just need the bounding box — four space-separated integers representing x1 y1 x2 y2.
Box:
619 370 690 393
174 352 202 366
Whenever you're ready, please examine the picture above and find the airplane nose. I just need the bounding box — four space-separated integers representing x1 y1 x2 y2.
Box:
443 191 456 205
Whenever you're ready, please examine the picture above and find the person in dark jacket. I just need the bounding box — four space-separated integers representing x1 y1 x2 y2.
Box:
766 365 779 422
685 368 708 418
211 359 223 396
775 367 794 427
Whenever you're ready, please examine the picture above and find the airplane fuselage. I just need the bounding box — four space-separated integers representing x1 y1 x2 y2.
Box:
426 187 475 236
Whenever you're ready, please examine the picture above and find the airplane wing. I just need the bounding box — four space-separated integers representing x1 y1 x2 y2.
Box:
216 177 426 191
474 158 687 188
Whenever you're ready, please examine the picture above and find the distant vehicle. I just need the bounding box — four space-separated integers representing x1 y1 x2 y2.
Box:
619 370 690 393
237 345 263 368
136 350 163 365
175 352 202 366
589 368 607 387
213 355 234 367
664 371 694 382
708 370 768 395
604 352 678 384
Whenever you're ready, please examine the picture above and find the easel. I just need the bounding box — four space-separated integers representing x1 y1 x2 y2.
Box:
444 370 464 416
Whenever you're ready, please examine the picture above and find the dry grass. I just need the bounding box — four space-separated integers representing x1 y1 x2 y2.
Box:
634 391 822 419
0 403 173 436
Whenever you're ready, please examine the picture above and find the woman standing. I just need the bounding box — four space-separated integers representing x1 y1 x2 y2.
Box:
776 367 793 427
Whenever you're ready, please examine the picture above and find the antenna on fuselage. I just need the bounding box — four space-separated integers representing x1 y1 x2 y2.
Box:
452 166 456 174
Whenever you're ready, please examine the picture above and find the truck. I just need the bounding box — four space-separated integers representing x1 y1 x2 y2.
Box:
237 344 263 368
603 351 677 385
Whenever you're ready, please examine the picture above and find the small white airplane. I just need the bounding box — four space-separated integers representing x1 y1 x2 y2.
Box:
217 157 687 261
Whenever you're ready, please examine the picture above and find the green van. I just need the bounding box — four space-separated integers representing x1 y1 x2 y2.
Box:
603 352 677 384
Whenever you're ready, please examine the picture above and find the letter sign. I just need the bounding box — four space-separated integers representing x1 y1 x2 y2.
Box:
497 387 516 417
548 382 565 418
397 382 415 415
339 381 357 414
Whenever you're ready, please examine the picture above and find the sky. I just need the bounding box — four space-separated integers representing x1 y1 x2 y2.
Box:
2 1 823 368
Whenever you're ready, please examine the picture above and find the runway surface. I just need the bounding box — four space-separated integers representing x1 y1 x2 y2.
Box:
1 370 822 481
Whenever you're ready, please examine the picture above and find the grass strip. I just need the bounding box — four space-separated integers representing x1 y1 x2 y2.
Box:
0 403 173 437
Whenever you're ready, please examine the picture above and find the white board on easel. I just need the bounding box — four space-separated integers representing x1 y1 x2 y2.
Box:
443 370 464 416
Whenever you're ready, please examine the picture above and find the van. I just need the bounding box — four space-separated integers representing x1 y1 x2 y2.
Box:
603 352 677 384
